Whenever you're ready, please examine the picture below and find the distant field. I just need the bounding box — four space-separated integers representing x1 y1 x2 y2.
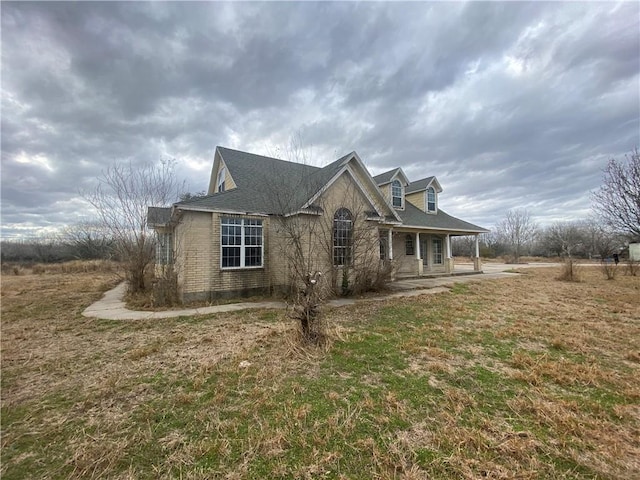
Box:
1 265 639 479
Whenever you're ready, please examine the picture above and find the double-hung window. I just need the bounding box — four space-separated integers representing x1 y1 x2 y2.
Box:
427 187 436 212
156 232 173 265
405 234 414 255
221 217 263 268
391 180 403 208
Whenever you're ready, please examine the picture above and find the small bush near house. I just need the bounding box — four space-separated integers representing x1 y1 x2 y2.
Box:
151 269 180 307
352 259 395 295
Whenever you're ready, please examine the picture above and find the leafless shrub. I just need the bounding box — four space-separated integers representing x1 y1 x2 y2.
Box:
557 257 581 282
625 258 639 276
352 259 395 295
601 259 618 280
151 266 180 307
290 272 327 345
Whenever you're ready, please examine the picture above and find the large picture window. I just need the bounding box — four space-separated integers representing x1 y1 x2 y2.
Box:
221 217 263 268
333 208 353 266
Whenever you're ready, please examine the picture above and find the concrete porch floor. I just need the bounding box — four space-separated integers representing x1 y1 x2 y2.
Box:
388 262 559 292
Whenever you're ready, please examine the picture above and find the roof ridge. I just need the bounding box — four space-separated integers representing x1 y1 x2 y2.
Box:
217 146 322 171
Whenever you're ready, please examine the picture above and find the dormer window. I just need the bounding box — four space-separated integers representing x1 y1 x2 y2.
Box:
391 180 403 208
217 167 226 192
427 187 436 212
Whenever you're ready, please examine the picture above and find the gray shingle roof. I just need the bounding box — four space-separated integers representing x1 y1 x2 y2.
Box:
406 176 435 194
162 147 487 234
373 168 400 185
397 203 488 233
175 147 350 215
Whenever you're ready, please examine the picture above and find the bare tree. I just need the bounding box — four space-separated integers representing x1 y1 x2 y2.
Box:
496 209 539 263
478 231 506 258
82 159 182 293
451 236 474 258
592 148 640 240
265 138 391 343
541 221 585 258
63 221 114 260
581 218 621 259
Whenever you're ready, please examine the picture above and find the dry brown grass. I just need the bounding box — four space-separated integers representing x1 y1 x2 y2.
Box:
2 265 639 479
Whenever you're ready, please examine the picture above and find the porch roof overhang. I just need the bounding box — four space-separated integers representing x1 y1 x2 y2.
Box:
387 203 489 235
389 226 487 235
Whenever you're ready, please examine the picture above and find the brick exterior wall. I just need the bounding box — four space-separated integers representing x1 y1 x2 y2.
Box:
175 211 272 302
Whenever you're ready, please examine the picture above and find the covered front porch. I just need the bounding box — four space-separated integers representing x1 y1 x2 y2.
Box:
379 228 483 278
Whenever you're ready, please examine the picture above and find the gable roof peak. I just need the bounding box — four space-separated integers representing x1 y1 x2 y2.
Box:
373 167 409 186
406 176 442 194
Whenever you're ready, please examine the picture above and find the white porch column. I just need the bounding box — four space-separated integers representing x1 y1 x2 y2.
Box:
416 232 423 275
388 228 393 260
445 234 453 273
473 234 482 272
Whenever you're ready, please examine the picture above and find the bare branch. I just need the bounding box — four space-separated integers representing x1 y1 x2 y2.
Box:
592 148 640 240
81 159 184 293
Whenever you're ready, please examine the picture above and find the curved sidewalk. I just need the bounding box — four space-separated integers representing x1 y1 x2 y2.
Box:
82 268 524 321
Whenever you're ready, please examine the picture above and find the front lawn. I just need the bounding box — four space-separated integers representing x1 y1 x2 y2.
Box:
2 266 638 479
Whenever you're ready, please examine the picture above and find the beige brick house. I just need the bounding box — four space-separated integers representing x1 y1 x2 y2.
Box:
148 147 488 302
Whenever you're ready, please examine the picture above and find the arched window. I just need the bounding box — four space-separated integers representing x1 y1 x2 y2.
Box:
391 180 403 208
405 234 414 255
333 208 352 266
427 187 436 212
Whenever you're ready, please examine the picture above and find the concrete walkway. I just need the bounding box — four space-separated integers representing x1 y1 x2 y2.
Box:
82 263 552 320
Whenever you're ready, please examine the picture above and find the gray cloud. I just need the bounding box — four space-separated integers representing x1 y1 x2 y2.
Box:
1 1 638 238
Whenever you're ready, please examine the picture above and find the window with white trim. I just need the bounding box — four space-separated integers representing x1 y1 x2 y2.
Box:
221 217 263 268
433 237 443 264
427 187 436 212
156 232 173 265
333 208 353 266
217 167 226 192
391 180 403 208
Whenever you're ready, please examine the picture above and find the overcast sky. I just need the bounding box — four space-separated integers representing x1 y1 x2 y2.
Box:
1 1 639 239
